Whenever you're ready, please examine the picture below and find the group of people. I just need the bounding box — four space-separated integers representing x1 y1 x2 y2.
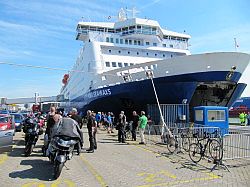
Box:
239 112 250 126
43 107 152 156
44 107 87 155
95 112 115 134
117 110 148 144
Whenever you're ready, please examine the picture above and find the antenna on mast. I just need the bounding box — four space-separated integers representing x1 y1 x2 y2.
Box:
126 7 139 18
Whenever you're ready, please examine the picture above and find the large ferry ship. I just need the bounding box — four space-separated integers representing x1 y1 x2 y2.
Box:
60 8 250 117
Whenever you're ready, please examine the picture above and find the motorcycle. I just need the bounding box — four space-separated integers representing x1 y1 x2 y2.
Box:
47 135 78 179
23 118 43 156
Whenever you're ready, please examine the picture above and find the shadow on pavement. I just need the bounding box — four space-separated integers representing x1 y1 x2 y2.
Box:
9 159 54 181
98 141 117 144
100 138 118 141
8 147 43 158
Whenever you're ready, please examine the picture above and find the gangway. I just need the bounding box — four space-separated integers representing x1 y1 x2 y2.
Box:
0 94 67 105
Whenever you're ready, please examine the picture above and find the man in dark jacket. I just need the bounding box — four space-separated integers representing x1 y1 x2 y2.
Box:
131 111 140 141
70 108 83 128
86 110 97 153
45 107 56 139
118 111 126 143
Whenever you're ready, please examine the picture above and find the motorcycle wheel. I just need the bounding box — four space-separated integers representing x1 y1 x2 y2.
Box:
24 144 34 157
54 161 64 179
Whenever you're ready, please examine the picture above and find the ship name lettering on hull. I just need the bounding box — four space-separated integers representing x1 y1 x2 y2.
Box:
88 89 111 98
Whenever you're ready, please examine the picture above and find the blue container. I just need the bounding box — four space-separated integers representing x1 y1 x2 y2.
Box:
194 106 229 136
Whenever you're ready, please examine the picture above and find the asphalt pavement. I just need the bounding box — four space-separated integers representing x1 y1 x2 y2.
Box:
0 126 249 187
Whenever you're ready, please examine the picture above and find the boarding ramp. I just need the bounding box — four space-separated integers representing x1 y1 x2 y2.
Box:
0 94 66 105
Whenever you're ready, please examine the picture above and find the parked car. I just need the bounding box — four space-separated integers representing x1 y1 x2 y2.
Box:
0 110 10 115
0 114 15 153
10 113 25 132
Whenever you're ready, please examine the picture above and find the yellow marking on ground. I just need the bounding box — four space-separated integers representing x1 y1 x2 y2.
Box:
132 143 221 186
201 171 221 179
137 174 220 187
51 179 76 187
80 155 108 187
22 182 46 187
138 170 177 183
158 170 177 179
0 153 8 165
133 144 162 157
22 179 76 187
138 172 163 183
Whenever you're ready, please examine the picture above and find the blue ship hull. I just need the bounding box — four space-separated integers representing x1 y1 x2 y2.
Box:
71 71 246 118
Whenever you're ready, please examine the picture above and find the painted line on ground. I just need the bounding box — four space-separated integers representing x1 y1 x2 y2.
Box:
136 174 220 187
21 179 76 187
131 143 221 186
0 153 8 165
80 155 108 187
51 179 76 187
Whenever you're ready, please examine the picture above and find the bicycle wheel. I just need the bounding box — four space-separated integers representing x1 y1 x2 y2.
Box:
189 143 202 163
126 130 132 140
181 136 190 152
167 137 177 153
209 139 223 161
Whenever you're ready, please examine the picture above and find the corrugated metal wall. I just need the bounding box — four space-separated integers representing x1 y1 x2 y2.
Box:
147 104 189 128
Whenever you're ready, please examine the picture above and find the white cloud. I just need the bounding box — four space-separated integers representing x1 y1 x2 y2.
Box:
190 24 250 54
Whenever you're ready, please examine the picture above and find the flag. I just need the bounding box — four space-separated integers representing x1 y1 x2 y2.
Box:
234 38 239 48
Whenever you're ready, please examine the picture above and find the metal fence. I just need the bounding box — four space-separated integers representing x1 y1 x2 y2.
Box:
147 104 189 127
145 124 250 162
222 129 250 160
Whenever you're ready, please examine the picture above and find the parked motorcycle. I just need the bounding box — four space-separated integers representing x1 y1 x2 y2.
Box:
22 118 43 156
47 135 78 179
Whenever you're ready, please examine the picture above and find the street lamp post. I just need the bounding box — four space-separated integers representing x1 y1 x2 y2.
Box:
34 92 39 105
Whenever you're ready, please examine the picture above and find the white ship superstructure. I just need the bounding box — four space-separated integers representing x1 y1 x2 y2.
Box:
60 9 250 115
61 9 191 100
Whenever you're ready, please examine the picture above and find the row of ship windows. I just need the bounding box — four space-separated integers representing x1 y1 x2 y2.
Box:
106 37 175 48
107 49 172 58
105 62 134 68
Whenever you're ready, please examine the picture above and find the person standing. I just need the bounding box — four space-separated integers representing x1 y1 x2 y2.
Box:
70 108 83 155
70 108 83 129
86 110 97 153
244 112 248 126
239 112 245 126
95 112 101 127
45 107 56 139
131 111 140 141
247 112 250 126
118 111 126 143
139 111 148 144
106 112 113 133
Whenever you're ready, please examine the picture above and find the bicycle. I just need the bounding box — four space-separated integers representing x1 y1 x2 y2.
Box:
189 130 223 163
178 128 191 152
161 128 178 153
124 121 132 140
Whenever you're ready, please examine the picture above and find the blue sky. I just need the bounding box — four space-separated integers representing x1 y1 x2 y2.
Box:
0 0 250 99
